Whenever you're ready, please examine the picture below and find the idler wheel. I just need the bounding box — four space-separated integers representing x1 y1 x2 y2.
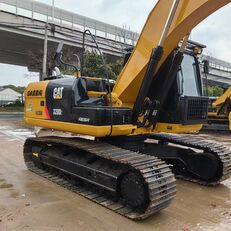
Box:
120 171 149 211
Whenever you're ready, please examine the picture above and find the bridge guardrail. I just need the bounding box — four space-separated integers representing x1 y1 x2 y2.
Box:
0 0 139 45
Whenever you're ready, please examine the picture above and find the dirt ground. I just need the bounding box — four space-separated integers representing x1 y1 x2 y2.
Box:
0 118 231 231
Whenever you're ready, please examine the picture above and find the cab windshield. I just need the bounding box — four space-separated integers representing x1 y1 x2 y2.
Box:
177 54 202 96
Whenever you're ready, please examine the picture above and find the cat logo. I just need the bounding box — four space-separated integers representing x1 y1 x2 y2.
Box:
53 87 64 100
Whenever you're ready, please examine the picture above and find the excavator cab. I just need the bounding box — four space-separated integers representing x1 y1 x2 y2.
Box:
176 40 204 98
176 52 203 97
155 41 208 127
123 40 208 129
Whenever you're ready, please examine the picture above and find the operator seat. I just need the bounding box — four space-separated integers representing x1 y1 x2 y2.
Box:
74 78 106 106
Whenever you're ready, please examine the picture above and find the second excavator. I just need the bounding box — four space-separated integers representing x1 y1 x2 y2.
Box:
205 87 231 131
23 0 231 220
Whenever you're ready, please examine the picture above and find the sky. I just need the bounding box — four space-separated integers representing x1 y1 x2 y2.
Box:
1 0 231 86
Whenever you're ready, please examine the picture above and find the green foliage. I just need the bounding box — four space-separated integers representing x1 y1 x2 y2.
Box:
0 106 24 112
82 51 123 80
82 51 105 78
2 99 24 108
205 85 224 97
108 59 124 80
14 99 24 107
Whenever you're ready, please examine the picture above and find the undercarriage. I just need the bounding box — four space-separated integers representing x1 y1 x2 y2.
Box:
104 133 231 185
23 131 231 220
24 136 176 220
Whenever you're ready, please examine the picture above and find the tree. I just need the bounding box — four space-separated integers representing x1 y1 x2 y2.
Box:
28 47 124 80
27 46 80 75
82 51 123 80
109 59 124 80
206 85 224 97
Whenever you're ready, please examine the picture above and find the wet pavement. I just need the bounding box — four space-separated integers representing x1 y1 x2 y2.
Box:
0 112 24 120
0 118 231 231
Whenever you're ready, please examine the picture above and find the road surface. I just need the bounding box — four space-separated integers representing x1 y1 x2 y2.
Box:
0 117 231 231
0 112 23 120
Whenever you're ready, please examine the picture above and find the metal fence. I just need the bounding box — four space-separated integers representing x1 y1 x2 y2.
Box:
0 0 139 45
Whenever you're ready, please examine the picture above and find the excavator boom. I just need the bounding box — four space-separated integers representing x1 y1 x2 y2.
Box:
113 0 231 107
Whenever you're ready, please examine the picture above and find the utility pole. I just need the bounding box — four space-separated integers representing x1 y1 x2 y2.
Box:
41 1 54 81
42 24 48 80
52 0 55 23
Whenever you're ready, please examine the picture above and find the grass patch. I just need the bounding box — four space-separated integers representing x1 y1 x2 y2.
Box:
0 106 24 112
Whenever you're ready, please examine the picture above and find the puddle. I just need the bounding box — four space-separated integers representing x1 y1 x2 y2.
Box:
0 128 34 141
0 126 11 130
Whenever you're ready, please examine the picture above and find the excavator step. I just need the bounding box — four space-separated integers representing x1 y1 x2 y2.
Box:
23 136 176 220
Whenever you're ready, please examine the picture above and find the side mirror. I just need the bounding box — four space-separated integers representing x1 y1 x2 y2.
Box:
54 41 64 60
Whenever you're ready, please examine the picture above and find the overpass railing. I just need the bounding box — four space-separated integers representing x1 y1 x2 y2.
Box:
201 54 231 73
0 0 139 45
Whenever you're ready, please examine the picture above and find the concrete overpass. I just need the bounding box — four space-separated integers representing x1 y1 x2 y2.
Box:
1 0 231 88
200 55 231 89
0 0 139 72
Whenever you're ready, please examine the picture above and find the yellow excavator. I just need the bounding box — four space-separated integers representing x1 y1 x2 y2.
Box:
24 0 231 220
205 87 231 131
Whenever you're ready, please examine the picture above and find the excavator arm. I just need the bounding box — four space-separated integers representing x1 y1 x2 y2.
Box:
113 0 231 108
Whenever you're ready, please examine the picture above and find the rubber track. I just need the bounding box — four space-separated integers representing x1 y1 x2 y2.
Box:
23 137 176 220
149 133 231 185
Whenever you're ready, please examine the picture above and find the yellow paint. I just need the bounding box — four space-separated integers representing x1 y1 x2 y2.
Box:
87 91 107 97
213 87 231 107
32 153 39 158
208 112 218 117
24 81 49 120
25 117 137 137
107 93 123 107
26 115 202 137
154 123 203 134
